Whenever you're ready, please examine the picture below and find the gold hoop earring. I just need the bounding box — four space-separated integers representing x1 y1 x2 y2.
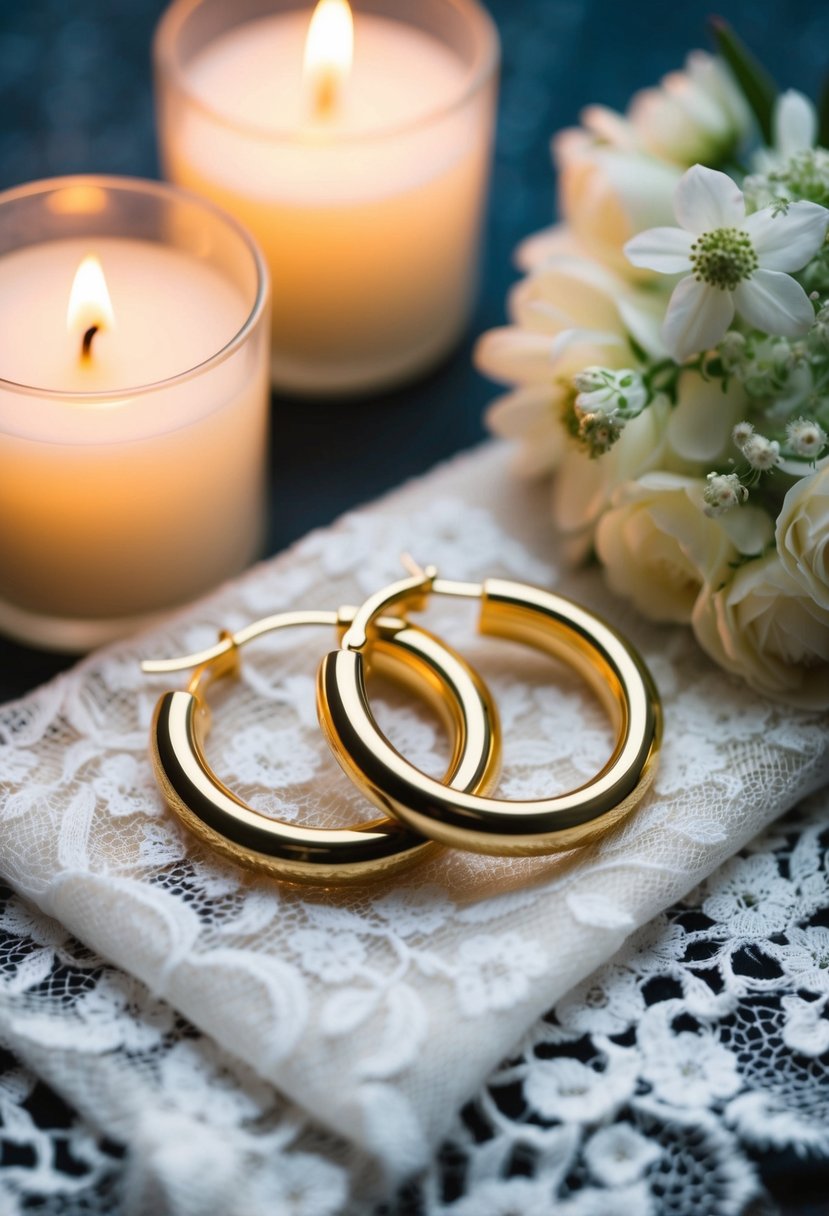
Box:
142 605 500 885
317 559 662 855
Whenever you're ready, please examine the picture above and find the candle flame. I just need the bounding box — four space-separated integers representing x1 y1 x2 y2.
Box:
303 0 353 118
67 255 115 357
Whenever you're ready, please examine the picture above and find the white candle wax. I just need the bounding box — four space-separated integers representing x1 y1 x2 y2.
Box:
0 229 269 648
156 2 498 395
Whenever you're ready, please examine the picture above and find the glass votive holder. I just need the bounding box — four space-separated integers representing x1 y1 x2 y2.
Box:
154 0 499 397
0 175 270 653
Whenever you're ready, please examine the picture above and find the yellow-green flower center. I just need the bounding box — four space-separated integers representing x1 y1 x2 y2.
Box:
689 227 758 291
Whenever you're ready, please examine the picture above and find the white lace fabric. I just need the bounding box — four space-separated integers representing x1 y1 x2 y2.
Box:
3 790 829 1214
0 441 827 1176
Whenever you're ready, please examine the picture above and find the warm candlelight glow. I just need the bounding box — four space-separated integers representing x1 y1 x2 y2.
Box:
67 255 115 360
303 0 353 118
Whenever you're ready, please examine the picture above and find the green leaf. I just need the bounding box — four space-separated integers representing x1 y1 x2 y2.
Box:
819 70 829 148
710 18 778 144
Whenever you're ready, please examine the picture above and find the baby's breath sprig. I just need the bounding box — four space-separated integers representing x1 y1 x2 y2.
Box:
568 367 649 458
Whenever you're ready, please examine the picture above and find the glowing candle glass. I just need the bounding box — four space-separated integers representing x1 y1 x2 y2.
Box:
0 177 270 652
154 0 499 397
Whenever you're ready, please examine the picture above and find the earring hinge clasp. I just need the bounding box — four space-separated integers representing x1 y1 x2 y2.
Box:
340 555 482 653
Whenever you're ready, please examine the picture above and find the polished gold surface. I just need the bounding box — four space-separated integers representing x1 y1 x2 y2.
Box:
144 607 500 884
318 567 662 855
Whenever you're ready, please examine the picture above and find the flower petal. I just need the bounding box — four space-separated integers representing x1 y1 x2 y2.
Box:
474 329 555 384
485 386 553 439
774 89 817 159
733 269 815 337
661 275 734 361
673 165 745 232
720 504 774 556
745 201 829 272
515 224 583 273
624 226 694 272
667 373 744 461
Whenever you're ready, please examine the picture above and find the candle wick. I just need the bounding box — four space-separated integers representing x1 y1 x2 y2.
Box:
313 70 338 119
81 325 99 361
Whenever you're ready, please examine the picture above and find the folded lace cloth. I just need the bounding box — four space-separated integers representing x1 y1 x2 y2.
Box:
1 441 827 1176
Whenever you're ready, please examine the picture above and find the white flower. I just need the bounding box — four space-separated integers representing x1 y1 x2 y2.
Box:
93 753 162 819
583 1123 661 1186
574 366 648 421
774 926 829 994
222 720 320 788
625 165 829 361
555 966 646 1036
702 854 799 937
554 127 681 276
595 473 741 623
640 1027 741 1107
253 1150 348 1216
523 1052 637 1123
627 51 752 167
780 994 829 1057
776 464 829 608
692 551 829 708
786 417 827 459
702 473 748 517
454 932 546 1016
478 258 662 478
291 929 367 983
741 432 781 470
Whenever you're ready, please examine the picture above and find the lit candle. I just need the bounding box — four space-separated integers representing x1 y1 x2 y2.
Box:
154 0 499 396
0 177 270 652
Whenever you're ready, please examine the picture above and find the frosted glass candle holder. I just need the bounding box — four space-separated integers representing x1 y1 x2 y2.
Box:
154 0 499 397
0 176 270 652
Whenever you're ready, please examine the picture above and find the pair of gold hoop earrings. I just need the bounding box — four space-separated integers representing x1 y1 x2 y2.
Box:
143 559 662 886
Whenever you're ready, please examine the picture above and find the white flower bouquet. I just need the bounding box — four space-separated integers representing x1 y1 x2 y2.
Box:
477 24 829 708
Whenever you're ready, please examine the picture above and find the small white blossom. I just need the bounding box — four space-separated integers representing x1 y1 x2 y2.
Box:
574 366 648 418
786 416 827 458
573 368 609 393
742 433 781 471
584 1124 661 1186
703 471 748 516
732 421 754 447
625 165 829 361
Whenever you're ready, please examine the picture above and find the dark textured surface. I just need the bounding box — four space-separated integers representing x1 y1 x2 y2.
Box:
0 4 828 1209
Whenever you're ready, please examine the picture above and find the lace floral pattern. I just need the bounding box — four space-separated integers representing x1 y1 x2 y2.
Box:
2 794 828 1214
388 791 829 1216
0 443 828 1177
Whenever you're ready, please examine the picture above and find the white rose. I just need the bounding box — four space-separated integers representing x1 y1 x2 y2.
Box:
553 128 681 276
595 474 740 624
628 52 751 167
692 553 829 708
775 464 829 609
